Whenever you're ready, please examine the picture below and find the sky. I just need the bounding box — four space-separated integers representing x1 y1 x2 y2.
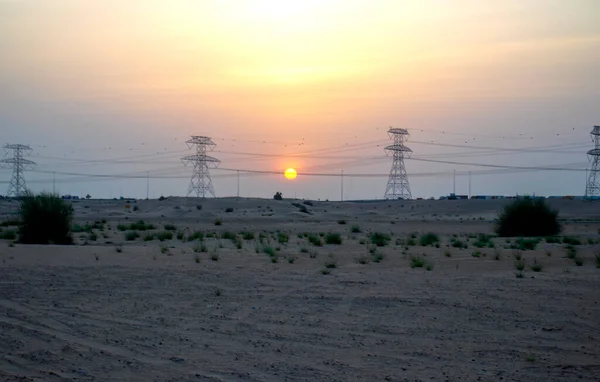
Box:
1 0 599 200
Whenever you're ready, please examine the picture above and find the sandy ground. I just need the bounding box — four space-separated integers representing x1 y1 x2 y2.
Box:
0 197 599 381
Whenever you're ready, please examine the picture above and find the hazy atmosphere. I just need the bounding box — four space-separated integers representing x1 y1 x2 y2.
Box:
1 0 600 199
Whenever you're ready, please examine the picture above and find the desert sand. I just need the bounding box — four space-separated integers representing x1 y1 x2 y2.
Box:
1 197 599 381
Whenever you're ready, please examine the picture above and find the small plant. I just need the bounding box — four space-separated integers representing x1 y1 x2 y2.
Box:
371 252 384 263
194 254 200 263
471 251 481 258
300 247 309 253
451 238 468 249
351 225 361 233
320 268 331 275
545 236 561 244
513 251 523 261
574 256 584 266
156 231 173 241
115 245 123 253
214 218 222 226
215 288 222 296
419 233 440 247
193 243 208 253
143 233 155 241
444 250 452 258
287 256 296 264
566 245 577 259
337 219 347 225
493 251 501 260
263 246 276 257
309 251 317 259
406 238 417 246
125 231 139 241
562 236 581 245
188 231 205 241
425 263 434 271
242 232 255 240
324 256 337 269
308 234 323 247
525 354 537 363
211 250 220 261
514 259 525 271
371 232 391 247
176 231 185 240
356 255 370 264
473 234 495 248
225 207 234 213
515 238 540 251
160 245 168 254
515 270 524 278
164 224 177 231
222 231 236 241
0 230 17 241
595 253 600 269
270 255 279 263
325 233 342 245
196 204 202 210
277 232 289 244
410 256 425 268
530 259 543 272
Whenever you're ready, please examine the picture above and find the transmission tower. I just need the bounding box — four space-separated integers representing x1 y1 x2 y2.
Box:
585 125 600 200
0 144 36 198
181 136 220 198
384 128 412 200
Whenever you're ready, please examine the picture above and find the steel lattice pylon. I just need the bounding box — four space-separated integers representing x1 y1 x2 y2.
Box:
585 125 600 200
181 136 220 198
0 144 36 198
384 127 412 200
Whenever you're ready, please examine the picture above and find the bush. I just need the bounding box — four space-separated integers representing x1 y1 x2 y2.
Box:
495 198 560 237
410 256 425 268
515 238 540 251
419 233 439 247
337 220 346 225
0 230 17 240
125 231 139 241
371 232 391 247
351 225 361 233
164 223 177 231
277 232 289 244
325 233 342 245
451 238 468 249
562 236 581 245
18 192 73 244
225 207 234 213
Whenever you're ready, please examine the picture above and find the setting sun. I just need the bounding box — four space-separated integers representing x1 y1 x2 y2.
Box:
284 168 297 180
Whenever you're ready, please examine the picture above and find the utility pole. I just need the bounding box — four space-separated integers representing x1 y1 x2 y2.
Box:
146 171 149 200
384 128 412 200
453 170 456 195
53 171 56 194
341 170 344 201
237 170 240 198
469 171 471 199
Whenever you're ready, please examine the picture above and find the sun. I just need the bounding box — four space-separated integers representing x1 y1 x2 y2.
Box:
284 168 297 180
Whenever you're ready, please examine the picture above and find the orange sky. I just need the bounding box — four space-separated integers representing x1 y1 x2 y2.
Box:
1 0 599 198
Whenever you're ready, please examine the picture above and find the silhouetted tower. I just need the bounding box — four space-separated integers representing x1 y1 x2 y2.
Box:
384 128 412 200
181 136 220 198
0 144 36 197
585 125 600 200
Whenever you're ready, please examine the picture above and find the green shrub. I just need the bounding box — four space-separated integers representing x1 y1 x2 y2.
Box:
308 234 323 247
419 233 439 247
0 218 20 227
451 238 468 249
515 238 540 251
222 231 236 241
263 246 276 257
473 234 495 248
156 231 173 241
545 236 561 244
242 232 255 240
351 225 361 233
562 236 581 245
164 223 177 231
277 232 289 244
595 253 600 268
143 233 155 241
410 256 425 268
495 198 560 237
214 218 222 226
0 230 17 240
325 233 342 245
530 259 543 272
337 220 346 225
371 232 391 247
125 231 139 241
514 259 525 271
188 231 204 241
18 192 73 244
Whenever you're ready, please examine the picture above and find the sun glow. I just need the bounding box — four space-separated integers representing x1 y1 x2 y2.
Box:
284 168 297 180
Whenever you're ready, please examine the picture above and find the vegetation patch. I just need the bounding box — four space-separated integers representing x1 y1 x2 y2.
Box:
495 198 560 237
325 233 342 245
419 233 440 247
18 192 73 244
562 236 581 245
410 256 426 268
371 232 391 247
515 238 540 251
473 234 495 248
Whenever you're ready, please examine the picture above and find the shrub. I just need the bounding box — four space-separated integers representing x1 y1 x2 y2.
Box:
263 246 276 257
410 256 425 268
515 238 540 251
308 234 323 247
495 198 560 237
337 220 346 225
188 231 204 241
562 236 581 245
222 231 236 241
595 253 600 268
325 233 342 245
0 218 20 227
225 207 234 213
356 255 370 264
18 192 73 244
324 257 337 268
164 223 177 231
566 245 577 259
451 238 468 249
545 236 561 244
242 232 255 240
143 233 155 241
214 218 222 226
277 232 289 244
371 232 391 247
351 225 361 233
419 233 440 247
530 259 543 272
514 259 525 271
473 234 495 248
125 231 139 241
574 257 584 266
156 231 173 241
0 230 17 240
